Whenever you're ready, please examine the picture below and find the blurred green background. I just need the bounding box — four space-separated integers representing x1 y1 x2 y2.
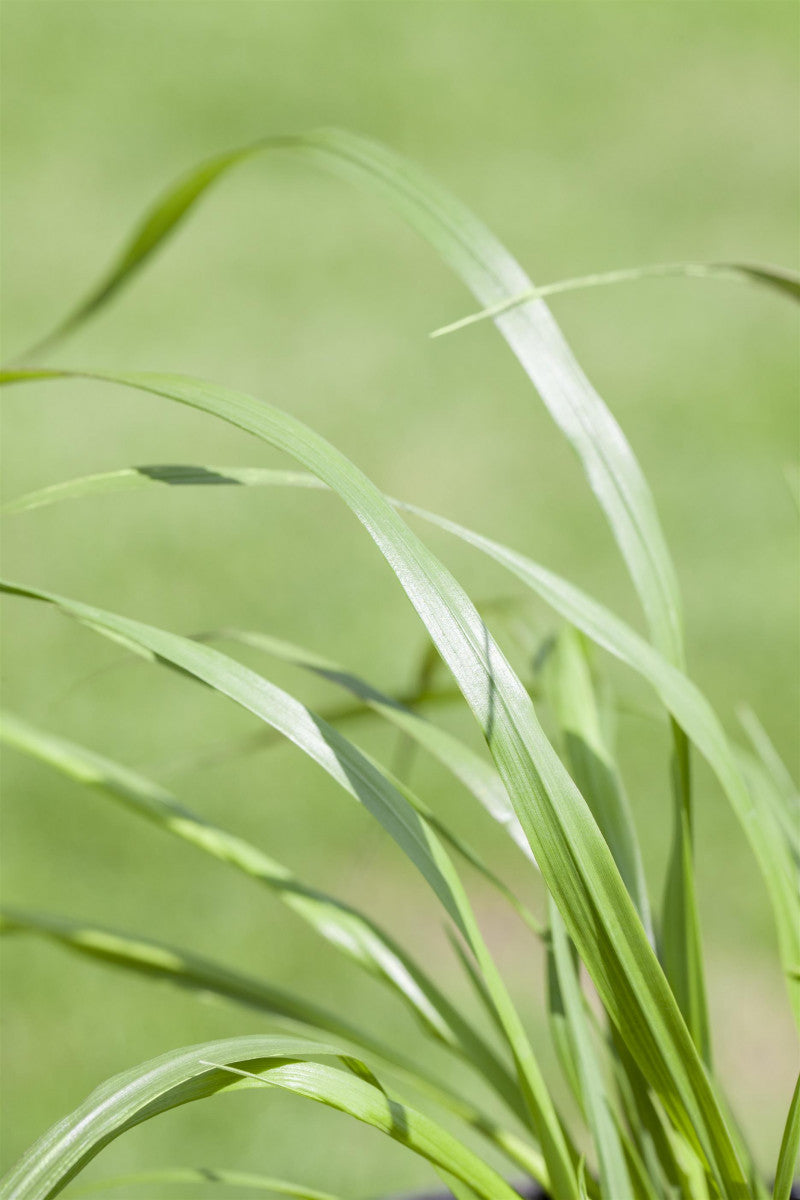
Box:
1 1 798 1193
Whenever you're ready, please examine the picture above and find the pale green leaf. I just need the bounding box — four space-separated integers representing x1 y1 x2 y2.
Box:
430 262 800 338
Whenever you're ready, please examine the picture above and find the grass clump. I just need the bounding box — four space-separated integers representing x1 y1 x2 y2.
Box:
1 130 798 1200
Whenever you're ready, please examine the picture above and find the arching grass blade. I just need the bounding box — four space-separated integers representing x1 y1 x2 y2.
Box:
431 262 800 339
0 1036 523 1200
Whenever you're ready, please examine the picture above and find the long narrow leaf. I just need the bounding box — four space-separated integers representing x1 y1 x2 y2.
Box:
734 748 800 866
0 1035 523 1200
71 1169 342 1199
430 261 800 338
541 627 651 938
773 1074 800 1200
738 706 799 826
81 128 707 1054
0 466 319 516
661 723 709 1064
549 903 634 1200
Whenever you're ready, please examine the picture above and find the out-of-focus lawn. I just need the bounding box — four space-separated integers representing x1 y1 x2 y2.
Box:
1 2 797 1192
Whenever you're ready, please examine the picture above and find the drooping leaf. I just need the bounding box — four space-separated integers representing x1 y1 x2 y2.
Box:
0 1035 523 1200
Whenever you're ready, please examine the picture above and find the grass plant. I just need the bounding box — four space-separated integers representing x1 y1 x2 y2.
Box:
1 130 798 1200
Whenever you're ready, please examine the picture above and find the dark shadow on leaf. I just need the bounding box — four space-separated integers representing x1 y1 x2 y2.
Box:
136 465 245 486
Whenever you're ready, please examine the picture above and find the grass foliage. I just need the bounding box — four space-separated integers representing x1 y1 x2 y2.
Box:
1 131 798 1200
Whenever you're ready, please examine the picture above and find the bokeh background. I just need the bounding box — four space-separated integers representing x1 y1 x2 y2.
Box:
1 1 798 1193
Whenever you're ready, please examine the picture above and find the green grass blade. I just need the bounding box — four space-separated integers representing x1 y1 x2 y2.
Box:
661 721 710 1064
1 906 414 1051
430 261 800 338
388 594 546 785
549 904 634 1200
611 1114 665 1200
198 1060 523 1200
0 466 320 515
432 1171 485 1200
542 628 652 939
446 928 507 1044
738 705 799 814
15 143 278 361
0 710 521 1119
0 369 747 1196
0 905 465 1080
1 907 546 1184
609 1035 691 1199
0 1036 522 1200
70 1169 342 1199
545 931 583 1111
735 748 800 865
773 1073 800 1200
